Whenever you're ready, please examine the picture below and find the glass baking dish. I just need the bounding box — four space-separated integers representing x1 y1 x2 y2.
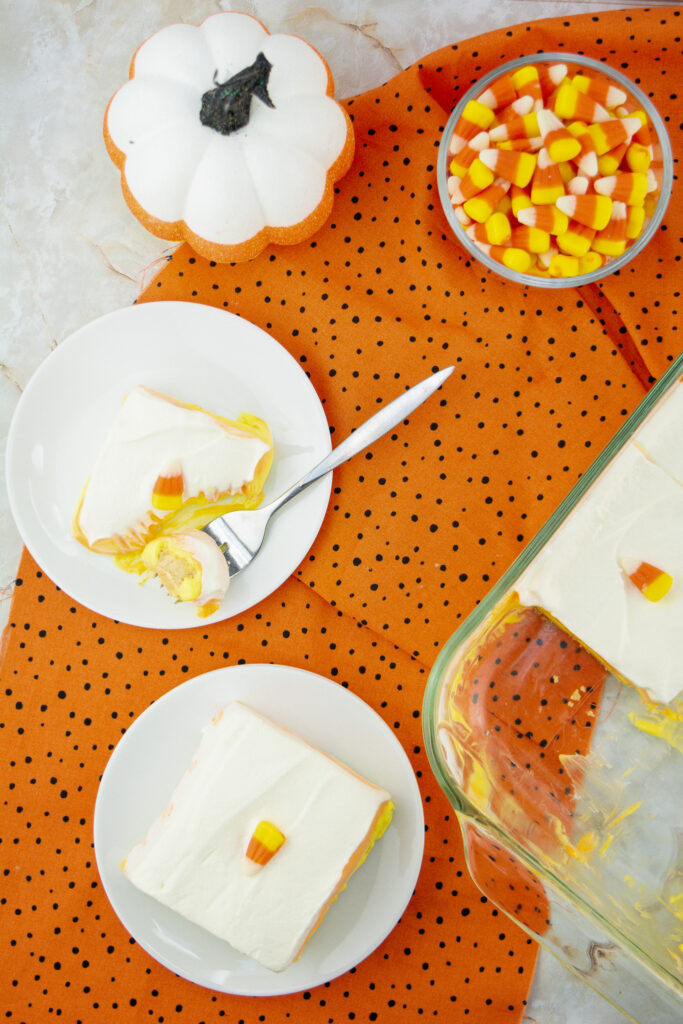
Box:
424 352 683 1022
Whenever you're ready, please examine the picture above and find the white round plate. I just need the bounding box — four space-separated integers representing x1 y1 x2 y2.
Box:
6 301 331 628
93 664 424 996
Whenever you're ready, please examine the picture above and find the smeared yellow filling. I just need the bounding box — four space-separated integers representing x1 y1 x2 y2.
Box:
141 537 203 602
74 410 273 559
353 800 394 873
196 599 220 619
628 711 683 754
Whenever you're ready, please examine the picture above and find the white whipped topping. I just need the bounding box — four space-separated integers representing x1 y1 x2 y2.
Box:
634 382 683 486
124 702 391 972
77 386 270 547
106 13 348 243
517 436 683 705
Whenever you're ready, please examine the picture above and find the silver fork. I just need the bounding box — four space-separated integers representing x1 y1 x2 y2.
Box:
203 365 454 577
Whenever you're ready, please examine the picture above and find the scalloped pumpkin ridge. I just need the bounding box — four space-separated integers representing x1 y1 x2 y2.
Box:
103 11 355 264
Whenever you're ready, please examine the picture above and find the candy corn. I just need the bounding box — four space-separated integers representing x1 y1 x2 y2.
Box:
489 111 539 142
553 79 610 124
466 212 512 245
627 110 653 147
531 148 565 205
475 242 534 273
568 175 590 195
591 201 628 257
449 130 489 177
449 99 496 150
498 135 543 152
625 204 645 239
479 147 537 188
538 63 568 98
463 178 511 222
509 225 551 253
497 95 535 121
625 142 652 173
536 108 564 138
452 204 471 226
477 73 517 110
511 64 543 107
622 559 673 603
511 183 534 217
548 252 580 277
545 127 582 163
449 157 495 203
152 459 184 510
587 116 641 156
556 193 613 231
537 245 558 270
445 61 663 279
447 175 461 201
597 142 628 177
566 121 599 178
557 220 596 258
595 172 647 206
517 204 570 236
244 820 286 873
579 251 605 274
572 73 627 109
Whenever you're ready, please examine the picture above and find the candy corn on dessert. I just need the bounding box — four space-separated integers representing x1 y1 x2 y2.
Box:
443 57 666 279
74 387 272 555
123 702 393 972
434 368 683 985
72 386 272 614
517 381 683 705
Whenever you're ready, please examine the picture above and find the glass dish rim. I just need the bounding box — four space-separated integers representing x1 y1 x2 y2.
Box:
422 350 683 990
436 51 674 289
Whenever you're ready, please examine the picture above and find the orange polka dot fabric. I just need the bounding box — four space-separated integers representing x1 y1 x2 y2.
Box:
138 8 682 667
1 7 682 1024
2 562 536 1023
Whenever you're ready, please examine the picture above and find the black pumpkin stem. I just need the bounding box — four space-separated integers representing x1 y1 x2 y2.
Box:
199 51 275 135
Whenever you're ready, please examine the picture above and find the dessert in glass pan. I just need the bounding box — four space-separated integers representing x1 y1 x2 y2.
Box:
425 354 683 1019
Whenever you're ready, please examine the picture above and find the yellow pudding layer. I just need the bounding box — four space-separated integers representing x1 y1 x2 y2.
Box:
140 537 203 602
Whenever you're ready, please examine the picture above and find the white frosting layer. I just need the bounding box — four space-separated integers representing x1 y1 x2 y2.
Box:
517 442 683 704
124 702 391 972
106 13 348 243
78 387 269 546
634 382 683 486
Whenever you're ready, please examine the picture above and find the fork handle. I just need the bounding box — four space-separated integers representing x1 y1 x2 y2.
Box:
266 365 454 516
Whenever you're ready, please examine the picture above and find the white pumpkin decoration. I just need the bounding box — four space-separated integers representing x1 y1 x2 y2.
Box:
104 12 354 262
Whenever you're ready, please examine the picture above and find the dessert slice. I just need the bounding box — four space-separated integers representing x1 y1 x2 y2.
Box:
517 443 683 705
73 386 273 555
124 702 393 972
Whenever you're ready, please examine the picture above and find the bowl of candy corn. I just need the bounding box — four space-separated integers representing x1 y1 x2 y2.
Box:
437 53 673 286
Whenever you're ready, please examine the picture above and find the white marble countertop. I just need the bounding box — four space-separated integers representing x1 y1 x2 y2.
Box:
1 2 671 1021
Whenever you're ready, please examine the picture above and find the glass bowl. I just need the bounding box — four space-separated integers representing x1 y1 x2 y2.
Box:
423 351 683 1021
437 53 673 288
